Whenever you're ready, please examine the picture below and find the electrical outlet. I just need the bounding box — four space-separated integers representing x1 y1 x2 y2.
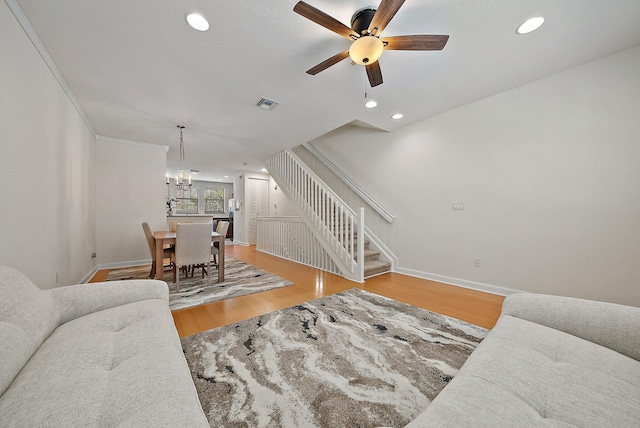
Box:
452 201 465 211
474 258 481 268
55 271 59 284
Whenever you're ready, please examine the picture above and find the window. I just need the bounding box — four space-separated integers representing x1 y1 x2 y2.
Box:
176 187 198 214
205 187 225 214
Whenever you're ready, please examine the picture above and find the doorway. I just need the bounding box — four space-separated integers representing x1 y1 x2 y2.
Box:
247 177 269 244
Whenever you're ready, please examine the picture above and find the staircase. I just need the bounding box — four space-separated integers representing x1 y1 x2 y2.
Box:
361 239 392 278
326 200 391 278
263 149 391 282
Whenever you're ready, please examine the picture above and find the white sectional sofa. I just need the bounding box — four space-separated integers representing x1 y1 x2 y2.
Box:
407 293 640 427
3 262 639 427
0 265 208 427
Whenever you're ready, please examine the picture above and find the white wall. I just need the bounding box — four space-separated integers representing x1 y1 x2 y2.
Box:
0 2 96 288
95 138 167 266
312 45 640 306
227 172 303 245
232 171 273 245
268 176 297 217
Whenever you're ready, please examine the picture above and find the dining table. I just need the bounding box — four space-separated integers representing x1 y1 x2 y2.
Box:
153 230 225 283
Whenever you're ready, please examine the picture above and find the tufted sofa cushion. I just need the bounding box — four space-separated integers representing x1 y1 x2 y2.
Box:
0 266 59 396
406 314 640 427
0 297 208 427
0 265 208 427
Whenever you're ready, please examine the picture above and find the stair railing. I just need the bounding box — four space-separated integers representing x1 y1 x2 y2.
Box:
256 216 341 275
266 149 365 282
302 142 395 223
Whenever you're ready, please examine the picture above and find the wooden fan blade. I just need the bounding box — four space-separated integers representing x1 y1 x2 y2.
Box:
366 61 383 87
306 50 350 75
294 1 358 40
368 0 406 35
383 35 449 50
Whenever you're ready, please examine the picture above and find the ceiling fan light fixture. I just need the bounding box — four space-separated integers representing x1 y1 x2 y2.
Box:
185 13 210 31
349 35 384 65
516 16 544 35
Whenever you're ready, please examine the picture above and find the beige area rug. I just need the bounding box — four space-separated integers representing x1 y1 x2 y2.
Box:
105 257 293 311
181 288 487 428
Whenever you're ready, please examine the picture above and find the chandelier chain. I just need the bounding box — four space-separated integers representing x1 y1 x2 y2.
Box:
178 125 186 164
175 125 191 192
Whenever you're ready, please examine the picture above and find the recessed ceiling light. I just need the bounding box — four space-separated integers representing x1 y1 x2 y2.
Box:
185 13 209 32
224 175 229 178
516 17 544 35
261 168 268 172
364 100 378 108
391 113 403 120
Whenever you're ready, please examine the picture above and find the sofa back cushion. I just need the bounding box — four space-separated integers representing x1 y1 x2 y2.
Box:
502 292 640 361
0 266 59 395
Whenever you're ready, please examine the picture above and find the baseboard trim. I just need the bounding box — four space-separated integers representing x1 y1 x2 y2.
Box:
80 259 173 283
79 266 99 284
234 240 250 246
96 259 151 271
395 266 517 297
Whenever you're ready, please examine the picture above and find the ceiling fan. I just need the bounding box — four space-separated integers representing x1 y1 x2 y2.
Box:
293 0 449 87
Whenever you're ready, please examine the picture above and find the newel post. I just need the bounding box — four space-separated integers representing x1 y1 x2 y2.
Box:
357 207 365 282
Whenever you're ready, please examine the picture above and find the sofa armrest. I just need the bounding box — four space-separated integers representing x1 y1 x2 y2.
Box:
49 280 169 325
502 293 640 361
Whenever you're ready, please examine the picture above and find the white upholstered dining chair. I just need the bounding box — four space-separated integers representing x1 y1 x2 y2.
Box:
211 221 229 268
142 222 173 278
171 222 212 290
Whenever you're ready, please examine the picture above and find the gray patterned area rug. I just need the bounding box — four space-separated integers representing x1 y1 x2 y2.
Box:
105 257 293 311
181 288 487 428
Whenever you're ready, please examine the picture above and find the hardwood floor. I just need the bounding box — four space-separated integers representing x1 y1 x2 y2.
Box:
92 245 505 338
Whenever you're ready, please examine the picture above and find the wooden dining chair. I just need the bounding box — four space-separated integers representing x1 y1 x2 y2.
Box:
142 222 174 278
171 222 212 290
211 221 229 268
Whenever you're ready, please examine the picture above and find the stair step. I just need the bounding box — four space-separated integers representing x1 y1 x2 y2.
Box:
355 249 380 262
364 259 391 278
364 249 379 261
343 239 370 250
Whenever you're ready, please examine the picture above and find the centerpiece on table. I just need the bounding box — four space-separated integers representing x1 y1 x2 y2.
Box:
166 198 176 216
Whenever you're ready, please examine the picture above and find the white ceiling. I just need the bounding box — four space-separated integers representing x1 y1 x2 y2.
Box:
14 0 640 181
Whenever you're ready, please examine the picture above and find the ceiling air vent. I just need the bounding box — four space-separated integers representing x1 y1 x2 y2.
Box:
256 97 279 111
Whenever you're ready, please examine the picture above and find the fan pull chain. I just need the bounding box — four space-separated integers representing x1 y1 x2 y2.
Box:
363 70 368 101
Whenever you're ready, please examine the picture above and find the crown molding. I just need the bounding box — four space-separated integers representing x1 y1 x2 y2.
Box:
5 0 96 137
96 135 169 152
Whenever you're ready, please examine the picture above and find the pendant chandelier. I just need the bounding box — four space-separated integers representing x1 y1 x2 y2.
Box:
175 125 192 191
